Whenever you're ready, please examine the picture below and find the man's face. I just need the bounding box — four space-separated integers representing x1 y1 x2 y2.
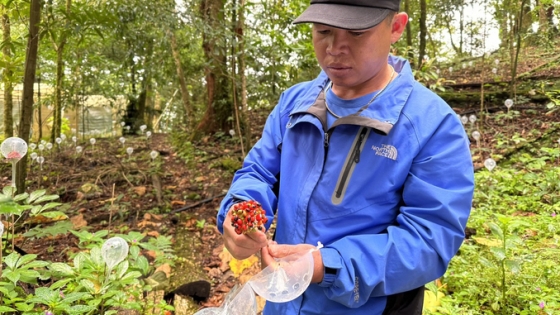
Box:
312 14 403 96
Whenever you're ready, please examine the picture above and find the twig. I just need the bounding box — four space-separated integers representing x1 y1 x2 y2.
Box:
109 184 115 229
170 192 227 214
121 172 134 187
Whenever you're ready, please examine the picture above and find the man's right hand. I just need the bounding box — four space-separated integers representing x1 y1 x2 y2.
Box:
222 206 268 260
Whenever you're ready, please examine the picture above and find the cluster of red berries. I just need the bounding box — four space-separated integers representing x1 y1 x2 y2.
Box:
230 200 268 235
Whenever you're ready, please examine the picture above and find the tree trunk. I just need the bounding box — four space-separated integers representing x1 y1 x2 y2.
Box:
51 0 71 142
196 0 231 138
2 10 13 137
417 0 426 69
16 0 41 193
403 0 413 62
169 29 194 129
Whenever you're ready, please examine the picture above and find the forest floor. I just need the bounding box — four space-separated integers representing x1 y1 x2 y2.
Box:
2 47 560 314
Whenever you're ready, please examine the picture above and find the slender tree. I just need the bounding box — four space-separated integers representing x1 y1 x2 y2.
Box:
16 0 41 193
2 6 13 137
417 0 427 68
196 0 232 137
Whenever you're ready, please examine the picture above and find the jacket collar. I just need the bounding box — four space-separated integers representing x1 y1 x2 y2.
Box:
290 56 415 136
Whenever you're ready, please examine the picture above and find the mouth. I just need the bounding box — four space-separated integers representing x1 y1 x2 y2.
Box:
327 64 350 71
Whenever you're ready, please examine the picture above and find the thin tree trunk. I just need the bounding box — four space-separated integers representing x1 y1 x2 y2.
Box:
237 0 250 153
196 0 231 138
403 0 413 63
511 0 529 98
51 0 71 142
417 0 426 69
16 0 41 193
168 29 194 129
2 10 13 137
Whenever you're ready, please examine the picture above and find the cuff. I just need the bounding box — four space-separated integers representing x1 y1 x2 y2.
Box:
318 247 342 288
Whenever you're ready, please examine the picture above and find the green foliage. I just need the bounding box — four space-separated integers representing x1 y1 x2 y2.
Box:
1 228 175 314
435 141 560 314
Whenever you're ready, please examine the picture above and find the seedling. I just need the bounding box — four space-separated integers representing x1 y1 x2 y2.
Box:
90 138 96 152
0 136 28 188
484 158 496 171
101 236 129 271
126 147 134 160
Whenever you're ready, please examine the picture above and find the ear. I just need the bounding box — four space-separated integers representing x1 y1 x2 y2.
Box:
390 12 408 44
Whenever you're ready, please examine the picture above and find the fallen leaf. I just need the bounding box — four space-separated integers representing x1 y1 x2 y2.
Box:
147 231 160 237
471 236 502 247
133 186 147 196
171 200 186 206
229 254 259 277
70 214 88 229
155 263 172 278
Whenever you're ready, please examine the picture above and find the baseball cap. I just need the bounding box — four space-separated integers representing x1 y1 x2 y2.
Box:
293 0 401 30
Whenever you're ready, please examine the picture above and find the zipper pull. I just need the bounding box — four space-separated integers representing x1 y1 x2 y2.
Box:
324 132 329 148
353 130 367 163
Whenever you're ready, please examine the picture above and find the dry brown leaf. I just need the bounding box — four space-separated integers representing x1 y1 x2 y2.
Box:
195 176 206 182
70 214 88 229
154 263 172 278
144 250 157 260
147 230 160 237
171 200 186 206
133 186 147 196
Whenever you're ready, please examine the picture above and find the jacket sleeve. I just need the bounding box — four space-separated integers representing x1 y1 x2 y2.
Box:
217 97 290 234
321 112 474 307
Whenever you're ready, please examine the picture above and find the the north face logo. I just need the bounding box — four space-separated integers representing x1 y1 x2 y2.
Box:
371 144 397 160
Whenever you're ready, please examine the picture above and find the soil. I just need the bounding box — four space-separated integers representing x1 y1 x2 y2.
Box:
1 51 560 314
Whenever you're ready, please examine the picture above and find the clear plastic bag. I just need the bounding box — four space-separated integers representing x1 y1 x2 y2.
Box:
248 250 314 303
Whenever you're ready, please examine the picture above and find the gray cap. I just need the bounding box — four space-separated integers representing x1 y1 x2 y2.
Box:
293 0 401 30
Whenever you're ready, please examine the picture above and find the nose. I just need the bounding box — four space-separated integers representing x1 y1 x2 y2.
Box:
326 32 346 56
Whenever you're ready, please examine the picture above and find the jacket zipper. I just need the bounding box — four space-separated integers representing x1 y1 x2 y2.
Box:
335 127 368 199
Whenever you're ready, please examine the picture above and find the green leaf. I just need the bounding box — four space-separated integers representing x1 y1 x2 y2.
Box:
115 260 129 278
0 202 23 215
90 247 103 266
504 259 521 273
67 304 96 314
74 253 86 270
15 254 39 268
490 247 506 261
4 253 21 269
120 271 142 282
50 262 75 276
4 270 21 284
80 279 96 294
37 210 67 219
0 306 17 312
39 202 62 212
478 256 495 268
487 222 504 240
3 186 15 196
14 302 34 311
50 278 73 290
27 189 46 203
33 194 60 204
13 192 29 202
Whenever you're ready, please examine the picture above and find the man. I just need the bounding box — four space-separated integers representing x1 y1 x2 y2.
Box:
217 0 474 314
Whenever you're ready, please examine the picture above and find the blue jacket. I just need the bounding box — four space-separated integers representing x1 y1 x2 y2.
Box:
218 56 474 315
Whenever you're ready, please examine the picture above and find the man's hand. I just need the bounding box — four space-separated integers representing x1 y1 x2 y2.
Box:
261 242 324 283
222 206 268 260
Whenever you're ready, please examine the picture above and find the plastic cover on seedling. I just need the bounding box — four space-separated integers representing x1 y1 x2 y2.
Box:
1 137 28 162
194 283 257 315
248 250 314 303
101 236 129 269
